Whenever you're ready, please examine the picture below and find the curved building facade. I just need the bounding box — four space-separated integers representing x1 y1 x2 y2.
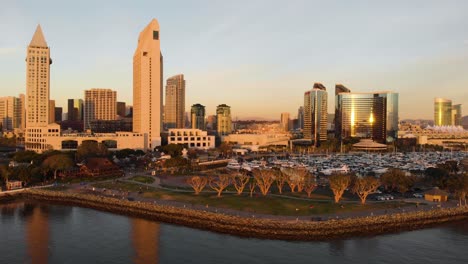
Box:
335 88 398 143
434 98 452 126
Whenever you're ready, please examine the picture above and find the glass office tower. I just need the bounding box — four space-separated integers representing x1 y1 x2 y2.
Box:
434 98 452 126
335 89 398 143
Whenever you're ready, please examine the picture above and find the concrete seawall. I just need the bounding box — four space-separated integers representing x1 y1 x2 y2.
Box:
2 189 468 241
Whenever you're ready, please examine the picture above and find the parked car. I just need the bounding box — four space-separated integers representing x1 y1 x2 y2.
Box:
413 193 424 198
383 194 394 200
376 196 386 201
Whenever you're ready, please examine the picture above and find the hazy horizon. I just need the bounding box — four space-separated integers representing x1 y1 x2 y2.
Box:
1 0 467 120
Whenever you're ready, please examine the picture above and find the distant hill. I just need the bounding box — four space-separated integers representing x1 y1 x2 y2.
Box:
462 115 468 129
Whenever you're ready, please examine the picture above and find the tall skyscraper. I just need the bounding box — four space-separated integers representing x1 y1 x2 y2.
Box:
0 96 23 131
335 85 398 143
280 112 290 132
117 102 126 117
452 104 462 126
67 99 83 121
26 25 51 127
304 83 328 146
216 104 232 136
133 19 163 149
54 107 62 122
84 89 117 130
164 74 185 129
191 103 205 130
49 100 55 123
297 106 304 130
434 98 452 126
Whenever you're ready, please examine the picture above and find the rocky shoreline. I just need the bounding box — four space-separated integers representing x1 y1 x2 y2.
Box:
2 189 468 241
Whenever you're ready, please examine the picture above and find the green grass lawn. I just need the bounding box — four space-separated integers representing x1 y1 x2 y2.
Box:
88 180 415 216
91 181 157 192
143 190 411 216
129 176 155 184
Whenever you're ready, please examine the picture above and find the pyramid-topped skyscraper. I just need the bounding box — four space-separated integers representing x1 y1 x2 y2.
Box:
26 24 51 128
133 19 163 149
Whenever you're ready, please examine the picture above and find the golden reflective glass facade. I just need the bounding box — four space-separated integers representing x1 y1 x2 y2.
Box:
335 92 398 143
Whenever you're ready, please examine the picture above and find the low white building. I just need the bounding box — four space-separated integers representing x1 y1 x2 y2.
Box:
168 129 215 149
25 123 147 153
222 133 290 150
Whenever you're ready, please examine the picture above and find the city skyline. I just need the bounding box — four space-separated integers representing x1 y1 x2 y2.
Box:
1 1 468 120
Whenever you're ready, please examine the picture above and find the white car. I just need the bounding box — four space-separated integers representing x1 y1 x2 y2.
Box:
413 193 424 198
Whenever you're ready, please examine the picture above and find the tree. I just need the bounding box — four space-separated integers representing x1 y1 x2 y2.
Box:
42 154 75 179
281 167 308 193
381 169 411 193
209 174 231 197
14 166 32 184
162 144 184 157
249 181 256 197
77 141 108 161
352 176 380 204
231 171 250 195
253 169 275 196
329 173 352 203
448 173 468 206
0 165 11 184
274 171 287 194
218 143 232 157
13 151 39 163
304 175 318 198
424 167 450 189
186 176 208 195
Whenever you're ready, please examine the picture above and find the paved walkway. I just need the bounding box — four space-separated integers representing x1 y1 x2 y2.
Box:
62 173 461 222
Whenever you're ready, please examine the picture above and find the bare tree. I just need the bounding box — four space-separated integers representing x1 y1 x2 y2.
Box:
352 176 380 204
209 174 231 197
304 175 317 198
186 176 208 195
282 167 308 193
249 181 256 197
329 173 352 203
231 172 250 195
274 171 287 194
253 169 275 196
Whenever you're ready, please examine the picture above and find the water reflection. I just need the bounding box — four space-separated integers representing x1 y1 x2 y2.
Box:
24 204 49 264
131 218 160 264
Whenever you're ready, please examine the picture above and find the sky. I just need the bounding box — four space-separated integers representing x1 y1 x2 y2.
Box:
1 0 467 120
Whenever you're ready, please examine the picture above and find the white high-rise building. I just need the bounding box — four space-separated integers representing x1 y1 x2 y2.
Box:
0 96 23 131
84 89 117 130
164 74 185 129
133 19 163 150
26 25 51 127
280 112 290 132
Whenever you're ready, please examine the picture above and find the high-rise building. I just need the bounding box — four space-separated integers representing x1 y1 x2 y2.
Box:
280 112 290 132
434 98 452 126
0 96 23 131
54 107 62 122
67 99 83 121
335 85 398 143
191 104 205 130
304 83 328 146
133 19 163 149
117 102 126 118
297 106 304 130
49 100 55 123
216 104 232 136
19 94 26 131
26 25 51 127
164 74 185 129
84 89 117 130
452 104 462 126
206 115 217 130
